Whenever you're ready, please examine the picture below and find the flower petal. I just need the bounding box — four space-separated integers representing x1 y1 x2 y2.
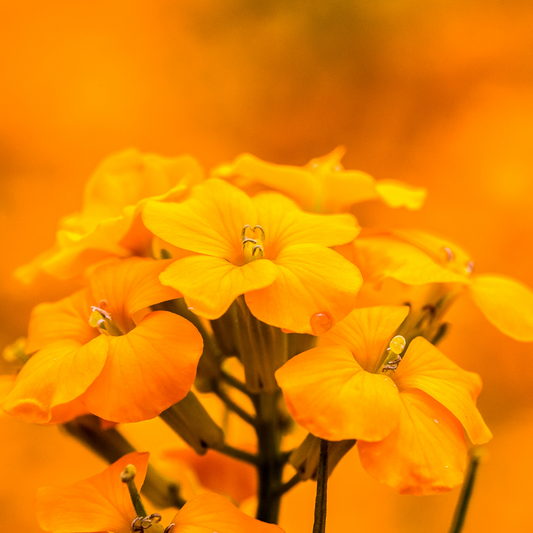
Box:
143 178 256 261
358 389 466 495
246 244 362 333
36 451 148 533
160 255 278 320
275 345 401 441
354 234 468 285
252 192 360 258
374 180 427 210
394 337 492 444
214 152 321 211
2 337 108 424
90 257 181 331
468 274 533 341
82 311 203 422
26 288 97 354
324 306 410 372
171 492 284 533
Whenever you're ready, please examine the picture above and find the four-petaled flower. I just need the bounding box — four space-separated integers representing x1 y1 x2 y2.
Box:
275 305 492 494
3 258 203 423
143 178 363 334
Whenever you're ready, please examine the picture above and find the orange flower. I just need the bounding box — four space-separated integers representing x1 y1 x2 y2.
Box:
275 306 492 494
354 228 533 341
17 149 203 283
37 452 284 533
2 258 203 423
213 146 426 213
142 178 362 334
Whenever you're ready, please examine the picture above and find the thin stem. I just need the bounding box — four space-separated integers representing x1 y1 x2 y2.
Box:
218 443 259 465
448 447 485 533
312 439 329 533
275 472 302 497
213 385 256 426
254 390 284 524
220 369 251 396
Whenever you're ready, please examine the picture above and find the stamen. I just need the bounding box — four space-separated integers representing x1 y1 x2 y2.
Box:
91 305 111 320
443 246 454 262
131 514 162 531
381 335 406 373
241 224 266 263
164 525 175 533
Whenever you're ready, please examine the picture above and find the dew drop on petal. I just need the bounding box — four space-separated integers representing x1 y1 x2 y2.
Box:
434 419 439 424
310 312 334 335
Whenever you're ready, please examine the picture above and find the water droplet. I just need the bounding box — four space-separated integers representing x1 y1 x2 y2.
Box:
434 418 439 424
310 312 334 335
188 306 195 311
445 465 449 469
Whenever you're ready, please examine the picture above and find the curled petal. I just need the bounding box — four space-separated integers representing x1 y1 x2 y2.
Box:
36 451 148 533
374 180 427 210
171 492 284 532
160 255 278 320
394 337 492 444
276 345 401 442
358 389 466 495
2 337 108 424
82 311 203 422
246 244 362 334
354 235 468 285
468 274 533 341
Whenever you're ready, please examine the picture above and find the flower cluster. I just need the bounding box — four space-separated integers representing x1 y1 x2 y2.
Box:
3 148 533 531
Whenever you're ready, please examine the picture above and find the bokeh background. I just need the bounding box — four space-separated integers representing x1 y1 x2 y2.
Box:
1 1 533 531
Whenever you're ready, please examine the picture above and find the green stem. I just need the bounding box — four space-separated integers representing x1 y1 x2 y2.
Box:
448 447 485 533
275 472 301 496
218 443 259 465
312 439 329 533
213 385 256 426
220 369 251 396
254 390 284 524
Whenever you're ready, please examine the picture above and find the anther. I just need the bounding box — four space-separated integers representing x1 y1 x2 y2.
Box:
164 525 175 533
131 515 162 531
242 237 257 249
443 246 454 262
91 305 111 320
252 245 264 259
381 335 406 373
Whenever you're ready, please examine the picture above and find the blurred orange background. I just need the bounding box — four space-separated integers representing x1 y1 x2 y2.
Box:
1 1 533 531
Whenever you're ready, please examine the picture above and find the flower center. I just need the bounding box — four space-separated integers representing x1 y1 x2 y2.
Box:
88 300 124 336
380 335 406 373
241 224 265 263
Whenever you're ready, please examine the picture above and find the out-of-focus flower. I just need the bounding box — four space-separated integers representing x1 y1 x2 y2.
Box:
17 149 203 283
213 146 426 213
143 178 362 334
36 452 284 533
3 258 203 423
354 229 533 341
276 306 491 494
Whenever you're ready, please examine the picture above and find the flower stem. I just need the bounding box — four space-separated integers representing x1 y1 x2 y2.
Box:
218 443 259 465
448 447 485 533
213 384 256 426
254 390 285 524
312 439 329 533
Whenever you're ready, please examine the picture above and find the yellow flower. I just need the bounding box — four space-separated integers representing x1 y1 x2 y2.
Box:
17 149 203 283
276 306 491 495
354 228 533 341
143 178 362 334
213 146 426 213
